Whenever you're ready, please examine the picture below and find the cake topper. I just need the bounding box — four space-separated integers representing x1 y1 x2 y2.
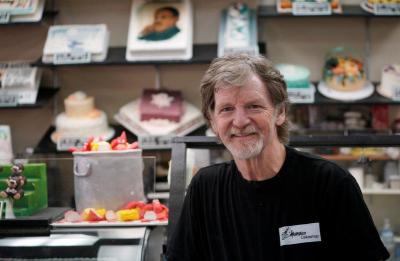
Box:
0 163 27 200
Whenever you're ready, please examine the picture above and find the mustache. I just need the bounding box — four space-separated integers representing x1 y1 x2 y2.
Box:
229 126 258 136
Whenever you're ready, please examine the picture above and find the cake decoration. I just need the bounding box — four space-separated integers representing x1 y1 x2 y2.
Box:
140 89 183 122
0 163 26 200
51 91 114 145
58 199 168 225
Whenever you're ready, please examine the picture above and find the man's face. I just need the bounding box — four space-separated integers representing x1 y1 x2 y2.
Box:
153 9 178 32
210 74 285 160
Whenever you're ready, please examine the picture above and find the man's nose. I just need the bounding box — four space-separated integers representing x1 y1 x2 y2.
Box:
232 109 250 128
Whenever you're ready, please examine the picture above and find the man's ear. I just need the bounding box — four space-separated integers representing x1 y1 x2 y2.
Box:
275 106 286 126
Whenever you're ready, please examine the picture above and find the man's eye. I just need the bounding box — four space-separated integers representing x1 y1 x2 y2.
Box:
248 105 261 109
220 107 233 113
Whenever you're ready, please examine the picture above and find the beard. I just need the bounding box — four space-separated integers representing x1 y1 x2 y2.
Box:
223 125 264 160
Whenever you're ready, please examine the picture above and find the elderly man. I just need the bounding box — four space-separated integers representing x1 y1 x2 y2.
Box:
167 54 389 261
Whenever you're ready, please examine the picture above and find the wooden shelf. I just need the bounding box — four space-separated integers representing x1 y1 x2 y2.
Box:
0 87 59 109
33 43 266 67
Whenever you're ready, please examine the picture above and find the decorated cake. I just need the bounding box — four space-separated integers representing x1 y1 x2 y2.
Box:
323 53 365 92
139 89 183 122
276 64 311 88
51 91 114 142
115 89 204 138
378 64 400 99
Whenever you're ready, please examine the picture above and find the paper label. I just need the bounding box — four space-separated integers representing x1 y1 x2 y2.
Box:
392 85 400 101
54 50 91 65
288 88 315 103
373 4 400 15
57 136 88 151
292 2 332 15
0 11 10 24
139 135 172 149
0 94 18 106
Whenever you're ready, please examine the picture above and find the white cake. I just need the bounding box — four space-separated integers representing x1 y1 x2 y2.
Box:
52 91 114 142
378 64 400 99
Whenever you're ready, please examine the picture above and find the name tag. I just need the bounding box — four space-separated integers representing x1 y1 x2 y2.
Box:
279 222 321 246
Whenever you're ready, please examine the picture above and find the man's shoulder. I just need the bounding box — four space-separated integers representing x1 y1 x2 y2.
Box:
288 146 351 181
191 161 234 184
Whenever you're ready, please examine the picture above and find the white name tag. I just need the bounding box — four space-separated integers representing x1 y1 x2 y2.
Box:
279 222 321 246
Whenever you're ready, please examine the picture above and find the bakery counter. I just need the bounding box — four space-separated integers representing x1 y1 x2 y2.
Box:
0 226 152 261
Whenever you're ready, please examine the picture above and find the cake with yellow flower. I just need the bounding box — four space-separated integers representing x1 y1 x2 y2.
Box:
323 55 366 92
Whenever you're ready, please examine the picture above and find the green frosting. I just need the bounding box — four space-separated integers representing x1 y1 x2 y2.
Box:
276 64 310 89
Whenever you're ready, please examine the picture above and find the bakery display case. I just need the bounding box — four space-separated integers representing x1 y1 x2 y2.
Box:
1 0 400 259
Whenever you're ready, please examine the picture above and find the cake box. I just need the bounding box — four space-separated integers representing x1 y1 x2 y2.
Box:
73 149 145 212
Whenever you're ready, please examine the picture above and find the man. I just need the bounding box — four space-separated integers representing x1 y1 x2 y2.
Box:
138 6 180 41
166 53 389 260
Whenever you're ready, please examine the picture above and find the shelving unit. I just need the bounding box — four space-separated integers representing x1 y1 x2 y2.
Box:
0 87 59 109
33 43 266 67
258 4 400 18
0 10 58 26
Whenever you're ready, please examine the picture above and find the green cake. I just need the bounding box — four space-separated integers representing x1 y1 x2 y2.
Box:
276 64 311 89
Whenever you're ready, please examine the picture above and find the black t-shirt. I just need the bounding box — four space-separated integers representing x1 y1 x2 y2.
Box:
167 146 390 261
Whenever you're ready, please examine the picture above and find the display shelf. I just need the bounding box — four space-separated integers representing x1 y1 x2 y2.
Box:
320 154 391 161
258 5 400 17
291 82 400 105
34 124 207 154
0 10 59 26
0 87 59 109
0 207 68 237
172 134 400 148
33 43 266 67
362 189 400 195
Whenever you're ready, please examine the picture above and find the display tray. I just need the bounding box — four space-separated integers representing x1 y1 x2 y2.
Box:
52 219 167 228
317 81 374 101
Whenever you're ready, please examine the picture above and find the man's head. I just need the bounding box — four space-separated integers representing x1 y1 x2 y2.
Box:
200 54 290 158
153 6 179 33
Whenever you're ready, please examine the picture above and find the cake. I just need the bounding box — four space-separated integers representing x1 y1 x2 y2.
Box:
323 54 365 92
276 64 311 88
51 91 114 142
139 89 183 122
225 3 251 49
378 64 400 99
115 89 204 138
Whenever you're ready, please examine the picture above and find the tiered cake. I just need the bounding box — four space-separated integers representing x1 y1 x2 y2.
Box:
51 91 114 142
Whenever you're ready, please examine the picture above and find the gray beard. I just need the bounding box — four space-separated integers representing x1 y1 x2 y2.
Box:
226 137 264 160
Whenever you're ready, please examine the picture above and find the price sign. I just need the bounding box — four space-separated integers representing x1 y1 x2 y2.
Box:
0 94 18 107
392 85 400 101
373 4 400 15
57 136 88 151
54 50 91 65
292 2 332 15
288 88 315 103
139 135 172 149
0 12 10 24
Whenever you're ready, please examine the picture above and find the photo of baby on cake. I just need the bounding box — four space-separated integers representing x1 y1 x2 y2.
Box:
137 5 181 41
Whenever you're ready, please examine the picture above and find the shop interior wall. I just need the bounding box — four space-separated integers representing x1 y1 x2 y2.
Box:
1 0 400 229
